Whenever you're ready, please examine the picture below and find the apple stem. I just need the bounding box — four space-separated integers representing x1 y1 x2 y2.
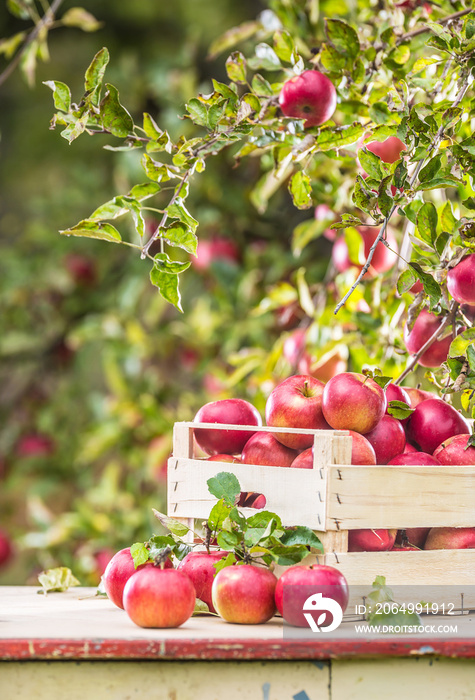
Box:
154 545 173 570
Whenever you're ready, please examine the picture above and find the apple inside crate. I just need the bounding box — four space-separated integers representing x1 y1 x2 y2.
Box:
168 422 475 608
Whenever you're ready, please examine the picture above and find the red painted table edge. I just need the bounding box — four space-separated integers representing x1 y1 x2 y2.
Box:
1 637 475 661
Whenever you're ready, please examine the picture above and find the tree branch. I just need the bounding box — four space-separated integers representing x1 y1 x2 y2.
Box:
396 8 471 45
0 0 64 89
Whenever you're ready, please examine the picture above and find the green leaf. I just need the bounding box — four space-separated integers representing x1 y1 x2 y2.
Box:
387 400 414 420
409 263 442 307
167 200 198 234
62 7 102 32
419 155 443 183
391 44 410 65
43 80 71 112
149 268 182 311
208 20 260 59
217 530 242 550
163 222 198 256
193 599 211 615
147 535 179 561
441 202 460 232
288 171 313 210
358 148 382 179
84 47 109 101
152 509 192 537
225 51 247 84
320 42 347 72
207 471 241 506
142 154 176 183
130 542 150 568
208 500 232 532
7 0 30 19
248 43 282 71
273 30 295 63
367 607 422 630
325 18 360 59
100 84 134 137
344 227 364 266
416 176 461 191
449 329 475 358
214 552 237 574
37 567 80 595
246 510 283 530
153 253 190 275
186 98 209 127
280 526 323 552
397 268 418 295
369 101 391 125
416 202 438 246
60 220 122 243
316 123 365 151
251 73 274 97
393 160 408 190
352 175 375 215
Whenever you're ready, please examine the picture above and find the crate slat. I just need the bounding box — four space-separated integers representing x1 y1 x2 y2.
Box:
326 465 475 530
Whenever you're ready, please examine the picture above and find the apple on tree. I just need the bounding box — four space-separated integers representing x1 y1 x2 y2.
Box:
447 254 475 305
193 398 262 456
403 308 453 368
279 70 337 128
332 226 398 277
366 136 406 164
212 563 277 624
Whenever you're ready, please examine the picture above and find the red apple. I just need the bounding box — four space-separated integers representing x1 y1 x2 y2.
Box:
332 227 398 277
347 430 377 464
212 564 277 624
424 527 475 550
242 492 267 509
65 253 97 286
315 203 337 241
0 529 13 568
403 309 452 368
16 433 54 458
207 454 240 463
124 566 196 628
241 431 298 467
385 383 411 411
348 529 397 552
403 442 418 454
177 550 228 613
364 415 406 464
387 451 441 465
396 528 431 549
193 399 262 456
366 136 406 164
290 448 314 469
265 375 328 450
311 348 348 383
275 564 349 628
194 236 239 271
406 399 470 455
322 372 386 434
279 70 337 128
404 387 436 408
93 548 115 580
433 434 475 465
102 546 172 610
447 254 475 305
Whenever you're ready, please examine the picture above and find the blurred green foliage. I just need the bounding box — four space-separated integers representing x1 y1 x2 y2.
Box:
1 0 474 585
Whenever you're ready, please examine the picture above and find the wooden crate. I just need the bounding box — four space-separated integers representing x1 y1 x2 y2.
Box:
167 421 475 608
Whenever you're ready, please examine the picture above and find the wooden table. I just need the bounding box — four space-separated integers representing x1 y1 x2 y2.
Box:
1 586 475 699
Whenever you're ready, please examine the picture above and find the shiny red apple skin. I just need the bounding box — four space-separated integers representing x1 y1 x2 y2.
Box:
193 399 262 456
433 434 475 465
177 550 228 613
332 227 398 277
265 375 328 450
348 529 397 552
424 527 475 550
447 254 475 305
322 372 386 434
385 383 411 411
212 564 277 624
275 564 349 628
387 451 440 465
241 431 298 467
403 309 452 368
347 430 377 464
406 399 470 455
403 442 418 454
364 415 406 465
290 448 314 469
396 528 431 549
102 547 172 610
367 137 406 164
124 567 196 628
279 70 337 128
0 529 13 568
206 454 240 463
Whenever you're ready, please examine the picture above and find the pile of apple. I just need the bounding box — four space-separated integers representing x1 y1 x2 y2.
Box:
193 371 475 553
102 543 349 630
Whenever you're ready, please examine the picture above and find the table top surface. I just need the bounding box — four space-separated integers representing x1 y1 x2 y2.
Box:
0 586 474 661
